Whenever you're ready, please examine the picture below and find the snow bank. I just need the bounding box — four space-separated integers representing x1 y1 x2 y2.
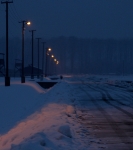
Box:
10 132 57 150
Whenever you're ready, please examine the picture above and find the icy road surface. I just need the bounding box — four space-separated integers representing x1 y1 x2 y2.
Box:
69 75 133 150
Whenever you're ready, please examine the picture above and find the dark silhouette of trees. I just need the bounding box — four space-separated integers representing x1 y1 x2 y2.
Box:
1 36 133 75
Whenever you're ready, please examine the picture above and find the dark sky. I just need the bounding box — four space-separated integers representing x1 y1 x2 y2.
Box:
1 0 133 39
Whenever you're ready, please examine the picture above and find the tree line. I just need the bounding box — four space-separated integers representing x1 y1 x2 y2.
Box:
0 36 133 75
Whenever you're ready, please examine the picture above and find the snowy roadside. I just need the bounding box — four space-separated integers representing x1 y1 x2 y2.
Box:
0 77 93 150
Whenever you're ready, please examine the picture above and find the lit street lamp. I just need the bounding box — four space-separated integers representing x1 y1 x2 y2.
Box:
55 60 59 75
52 57 59 75
42 42 46 78
56 61 59 64
1 1 13 86
19 20 31 83
36 38 41 78
29 29 36 79
45 47 51 77
50 55 59 75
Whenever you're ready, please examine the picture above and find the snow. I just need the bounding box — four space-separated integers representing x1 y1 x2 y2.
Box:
58 125 72 138
66 105 76 116
0 75 133 150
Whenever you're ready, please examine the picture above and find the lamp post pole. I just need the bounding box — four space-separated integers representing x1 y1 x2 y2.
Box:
36 38 41 78
45 48 52 77
45 48 48 77
1 1 13 86
29 30 36 79
54 59 57 75
21 21 25 83
19 21 30 83
42 42 46 77
19 21 25 83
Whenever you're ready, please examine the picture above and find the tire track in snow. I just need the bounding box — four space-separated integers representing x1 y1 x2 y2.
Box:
78 82 133 150
83 81 133 119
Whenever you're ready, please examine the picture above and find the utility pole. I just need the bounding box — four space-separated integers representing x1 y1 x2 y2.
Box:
29 30 36 79
1 0 13 86
19 21 30 83
45 47 51 77
42 42 46 77
36 38 41 79
45 47 48 77
19 21 26 83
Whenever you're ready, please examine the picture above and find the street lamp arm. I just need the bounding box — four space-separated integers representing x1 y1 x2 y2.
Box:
29 29 36 32
19 20 30 24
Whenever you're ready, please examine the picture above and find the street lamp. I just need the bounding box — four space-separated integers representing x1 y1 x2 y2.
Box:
48 48 51 52
42 42 46 78
1 1 13 86
36 38 41 78
29 29 36 79
19 20 31 83
27 22 31 25
52 58 57 75
51 57 59 75
56 61 59 64
45 47 52 77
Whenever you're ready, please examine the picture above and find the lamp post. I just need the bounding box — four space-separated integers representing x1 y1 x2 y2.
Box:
1 1 13 86
19 21 30 83
54 58 57 75
36 38 41 78
29 30 36 79
45 48 51 77
51 54 54 58
55 60 59 75
42 42 46 78
50 54 54 75
51 57 59 75
56 60 59 65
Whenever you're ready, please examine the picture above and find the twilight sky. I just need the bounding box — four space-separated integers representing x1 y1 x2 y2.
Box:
0 0 133 39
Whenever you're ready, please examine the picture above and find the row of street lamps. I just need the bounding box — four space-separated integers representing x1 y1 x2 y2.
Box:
45 48 59 77
20 23 58 82
1 1 59 86
47 53 59 76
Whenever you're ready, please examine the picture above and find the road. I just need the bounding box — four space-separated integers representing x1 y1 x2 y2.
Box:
71 76 133 150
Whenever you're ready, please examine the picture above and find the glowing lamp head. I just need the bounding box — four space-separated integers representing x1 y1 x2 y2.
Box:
26 21 31 25
51 55 54 58
48 48 51 51
56 61 59 64
54 59 56 61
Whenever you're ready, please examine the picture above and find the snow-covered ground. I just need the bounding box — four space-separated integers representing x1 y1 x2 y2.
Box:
0 75 133 150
